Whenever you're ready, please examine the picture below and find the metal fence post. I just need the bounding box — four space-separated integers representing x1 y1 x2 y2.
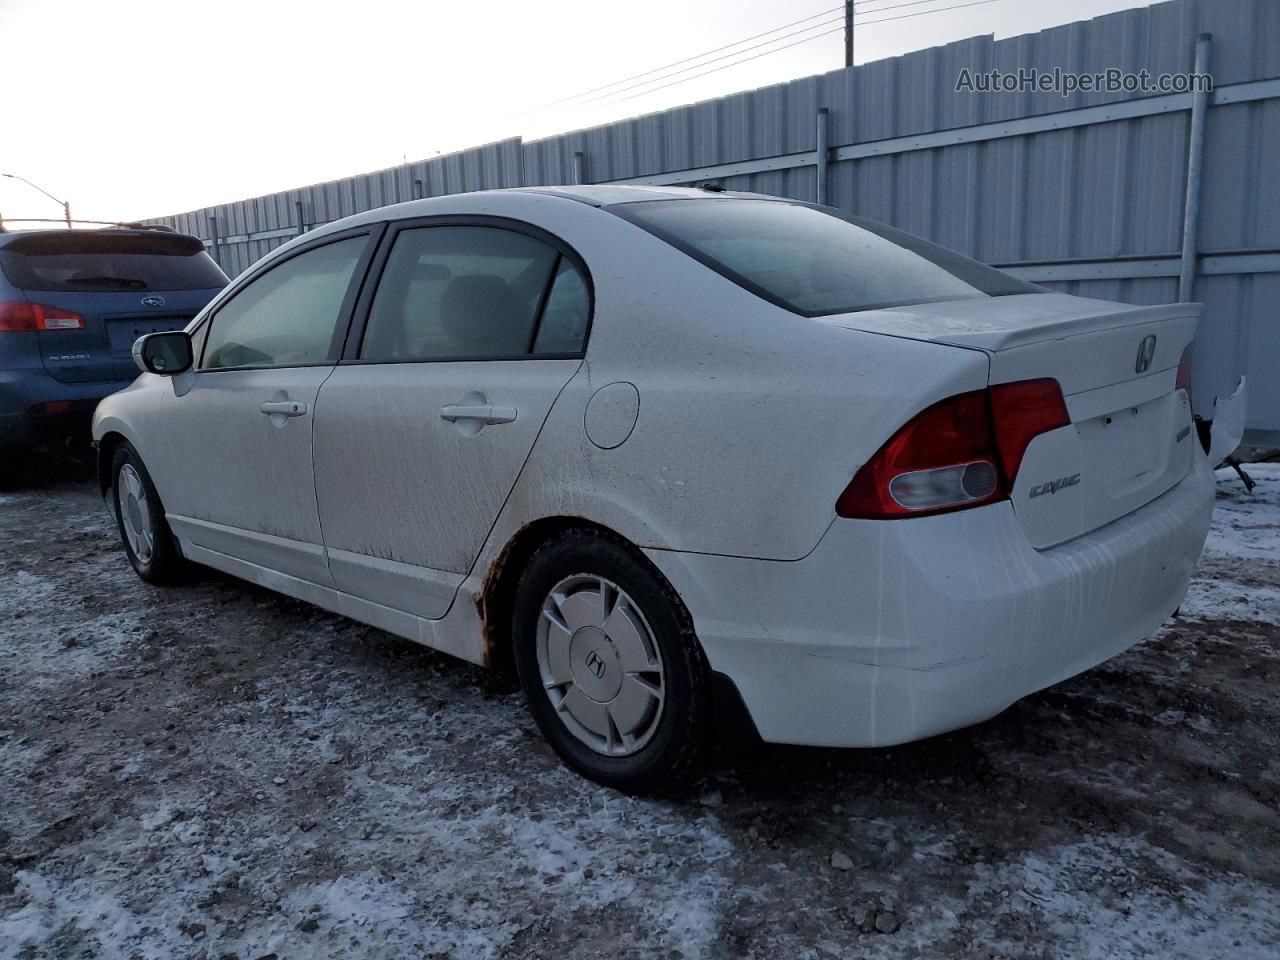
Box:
1178 33 1213 303
572 151 586 186
207 214 221 268
816 107 831 205
295 199 307 236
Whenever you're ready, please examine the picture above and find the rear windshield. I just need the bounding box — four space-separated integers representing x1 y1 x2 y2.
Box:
0 232 229 292
612 198 1041 315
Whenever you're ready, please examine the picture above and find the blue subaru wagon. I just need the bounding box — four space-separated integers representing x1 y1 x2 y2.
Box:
0 227 227 483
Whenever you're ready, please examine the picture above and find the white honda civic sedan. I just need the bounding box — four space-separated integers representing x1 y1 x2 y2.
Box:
93 185 1216 791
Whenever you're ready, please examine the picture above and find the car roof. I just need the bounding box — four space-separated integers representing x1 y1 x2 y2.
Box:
508 184 767 207
300 184 778 240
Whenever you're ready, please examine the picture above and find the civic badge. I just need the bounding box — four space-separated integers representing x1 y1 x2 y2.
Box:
1135 334 1157 373
141 295 167 307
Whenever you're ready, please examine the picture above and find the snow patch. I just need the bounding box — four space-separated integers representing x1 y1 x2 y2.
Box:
974 837 1280 959
1179 578 1280 623
1206 464 1280 562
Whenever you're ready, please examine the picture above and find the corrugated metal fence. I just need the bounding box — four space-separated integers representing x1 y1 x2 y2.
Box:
150 0 1280 446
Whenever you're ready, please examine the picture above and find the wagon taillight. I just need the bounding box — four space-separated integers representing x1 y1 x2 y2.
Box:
836 379 1070 519
0 301 85 332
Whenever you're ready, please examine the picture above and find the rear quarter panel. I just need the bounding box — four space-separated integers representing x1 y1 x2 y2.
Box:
467 195 993 563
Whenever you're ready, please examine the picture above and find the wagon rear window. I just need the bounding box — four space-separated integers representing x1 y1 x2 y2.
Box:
612 198 1040 316
0 232 228 292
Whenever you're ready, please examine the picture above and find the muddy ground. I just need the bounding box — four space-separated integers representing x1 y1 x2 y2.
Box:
1 458 1278 959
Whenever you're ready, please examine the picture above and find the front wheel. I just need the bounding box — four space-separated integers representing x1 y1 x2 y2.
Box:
111 443 185 584
512 529 713 792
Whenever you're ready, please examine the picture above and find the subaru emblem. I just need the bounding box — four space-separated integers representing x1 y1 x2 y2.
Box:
1135 334 1157 374
141 295 166 307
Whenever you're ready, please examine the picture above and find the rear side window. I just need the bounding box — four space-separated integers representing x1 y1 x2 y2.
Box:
0 232 228 292
202 237 365 370
533 259 590 355
613 199 1041 316
360 225 587 362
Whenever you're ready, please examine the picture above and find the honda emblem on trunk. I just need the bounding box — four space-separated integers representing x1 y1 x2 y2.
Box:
1135 334 1157 373
141 295 166 307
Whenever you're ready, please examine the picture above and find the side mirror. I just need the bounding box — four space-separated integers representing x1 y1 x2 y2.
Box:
133 330 193 376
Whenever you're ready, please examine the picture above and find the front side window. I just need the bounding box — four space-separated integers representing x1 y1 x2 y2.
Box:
202 236 366 369
360 225 584 362
613 198 1041 316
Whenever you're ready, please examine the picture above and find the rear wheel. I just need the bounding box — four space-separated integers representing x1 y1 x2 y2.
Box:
111 444 184 584
512 529 712 792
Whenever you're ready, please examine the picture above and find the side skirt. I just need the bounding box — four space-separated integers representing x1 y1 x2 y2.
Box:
181 540 486 667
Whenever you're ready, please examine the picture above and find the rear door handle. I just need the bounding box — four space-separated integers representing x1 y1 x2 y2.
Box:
260 400 308 417
440 403 517 425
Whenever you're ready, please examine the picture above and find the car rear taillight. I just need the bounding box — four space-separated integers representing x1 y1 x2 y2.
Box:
837 378 1071 519
1176 344 1193 404
988 379 1071 483
29 400 74 416
0 301 86 332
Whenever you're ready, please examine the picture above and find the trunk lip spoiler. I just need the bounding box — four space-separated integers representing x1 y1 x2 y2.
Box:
819 294 1202 353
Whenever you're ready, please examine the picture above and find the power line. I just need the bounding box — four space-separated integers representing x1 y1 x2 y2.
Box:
536 5 843 110
856 0 988 15
859 0 1004 27
536 0 956 113
573 16 847 109
592 0 1007 110
600 26 848 107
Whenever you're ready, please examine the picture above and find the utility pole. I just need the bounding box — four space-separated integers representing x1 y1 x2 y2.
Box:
844 0 854 67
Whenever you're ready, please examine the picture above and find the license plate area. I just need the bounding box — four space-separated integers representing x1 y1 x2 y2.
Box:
1076 392 1178 503
106 315 192 356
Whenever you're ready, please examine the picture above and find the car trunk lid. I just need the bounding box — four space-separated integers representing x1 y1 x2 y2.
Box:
824 293 1200 548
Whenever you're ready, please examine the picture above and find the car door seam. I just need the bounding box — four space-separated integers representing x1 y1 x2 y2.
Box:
310 362 344 580
433 357 587 621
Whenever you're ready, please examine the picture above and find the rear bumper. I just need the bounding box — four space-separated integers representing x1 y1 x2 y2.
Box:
645 455 1216 748
0 369 132 452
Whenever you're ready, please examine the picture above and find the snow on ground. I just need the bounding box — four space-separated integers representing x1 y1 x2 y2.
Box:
1202 463 1280 563
1 461 1278 959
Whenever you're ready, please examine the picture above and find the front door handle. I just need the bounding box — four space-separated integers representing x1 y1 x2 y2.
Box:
260 400 308 417
440 403 517 425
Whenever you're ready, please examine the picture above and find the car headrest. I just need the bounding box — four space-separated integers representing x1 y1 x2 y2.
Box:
439 274 528 355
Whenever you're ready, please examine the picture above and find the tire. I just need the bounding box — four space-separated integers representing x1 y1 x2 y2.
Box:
512 528 713 792
111 443 185 584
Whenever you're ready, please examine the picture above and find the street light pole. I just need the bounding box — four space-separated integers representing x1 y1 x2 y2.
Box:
1 173 73 228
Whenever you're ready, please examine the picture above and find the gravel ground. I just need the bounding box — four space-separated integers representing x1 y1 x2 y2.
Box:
1 460 1278 960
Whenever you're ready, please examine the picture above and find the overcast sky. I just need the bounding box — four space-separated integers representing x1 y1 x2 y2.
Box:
1 0 1158 224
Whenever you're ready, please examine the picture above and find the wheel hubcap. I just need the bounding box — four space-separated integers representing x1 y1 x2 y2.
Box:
118 464 154 565
536 575 665 757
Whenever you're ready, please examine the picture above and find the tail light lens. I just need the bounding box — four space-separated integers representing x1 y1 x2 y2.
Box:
1175 344 1193 405
837 378 1070 519
989 379 1071 483
0 301 86 332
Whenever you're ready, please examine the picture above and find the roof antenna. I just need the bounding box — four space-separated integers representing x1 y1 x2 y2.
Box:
697 182 726 193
